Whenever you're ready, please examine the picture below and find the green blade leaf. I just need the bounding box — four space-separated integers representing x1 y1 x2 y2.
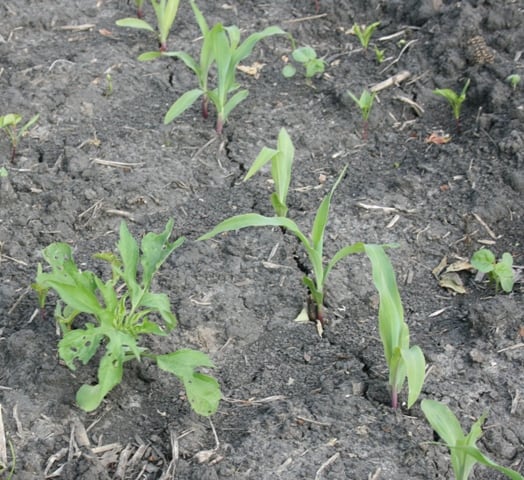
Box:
311 165 347 255
162 51 200 75
164 89 204 125
222 89 249 120
138 51 163 61
244 146 277 181
232 26 286 64
401 345 425 408
190 0 209 36
118 220 140 299
421 399 465 447
273 127 294 212
363 244 404 366
140 219 184 286
197 213 309 247
323 242 366 286
19 113 40 137
451 446 524 480
115 18 155 32
157 349 221 416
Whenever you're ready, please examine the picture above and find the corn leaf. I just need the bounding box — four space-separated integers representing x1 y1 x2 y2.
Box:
115 18 155 32
164 88 204 124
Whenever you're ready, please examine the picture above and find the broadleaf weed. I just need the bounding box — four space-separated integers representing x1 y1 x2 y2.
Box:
33 219 221 415
0 113 39 163
471 248 515 293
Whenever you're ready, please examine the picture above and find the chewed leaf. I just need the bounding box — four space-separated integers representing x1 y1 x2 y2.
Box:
157 349 221 416
59 324 103 370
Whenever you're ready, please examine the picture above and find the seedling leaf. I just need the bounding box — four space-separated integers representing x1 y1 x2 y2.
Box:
115 18 155 32
157 349 221 416
164 89 204 124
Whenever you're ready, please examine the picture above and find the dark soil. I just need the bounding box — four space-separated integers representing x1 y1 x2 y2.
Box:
1 0 523 479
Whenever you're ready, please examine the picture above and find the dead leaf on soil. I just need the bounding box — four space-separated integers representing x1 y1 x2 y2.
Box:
439 272 466 294
425 131 451 144
99 28 114 37
237 62 265 79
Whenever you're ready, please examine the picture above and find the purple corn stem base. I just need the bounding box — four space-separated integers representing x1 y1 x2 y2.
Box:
201 97 209 119
215 117 224 135
391 387 398 409
362 120 369 142
136 8 144 18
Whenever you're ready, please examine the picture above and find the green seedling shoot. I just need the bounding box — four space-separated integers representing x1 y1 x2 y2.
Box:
506 74 521 90
0 113 39 163
33 219 221 415
347 89 376 141
116 0 180 51
433 79 470 132
421 400 524 480
135 0 145 18
374 46 385 64
282 46 325 80
244 127 294 218
365 245 425 409
162 4 285 134
471 248 515 293
353 22 380 50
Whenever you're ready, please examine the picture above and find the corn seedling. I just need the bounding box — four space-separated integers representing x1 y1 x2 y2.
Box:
471 248 515 293
282 46 325 80
506 74 520 90
116 0 180 52
421 400 524 480
433 79 470 132
365 245 425 409
33 219 221 415
374 46 385 64
163 3 285 134
0 113 39 163
135 0 145 18
244 127 294 217
200 165 394 331
347 89 376 141
353 22 380 50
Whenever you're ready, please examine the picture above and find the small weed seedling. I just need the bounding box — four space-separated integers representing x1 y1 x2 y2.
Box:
282 46 325 80
347 89 376 141
506 74 521 90
0 167 7 177
116 0 180 52
244 127 294 217
433 79 470 132
421 400 524 480
33 219 221 415
162 2 285 134
353 22 380 50
365 245 425 409
0 113 39 163
471 248 515 293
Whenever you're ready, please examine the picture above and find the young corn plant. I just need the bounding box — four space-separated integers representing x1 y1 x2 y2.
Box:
0 113 39 163
33 219 221 415
365 245 425 409
244 127 294 217
281 46 326 81
162 1 285 134
433 79 470 133
135 0 145 18
421 400 524 480
471 248 515 293
116 0 180 52
353 22 380 50
347 89 376 141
